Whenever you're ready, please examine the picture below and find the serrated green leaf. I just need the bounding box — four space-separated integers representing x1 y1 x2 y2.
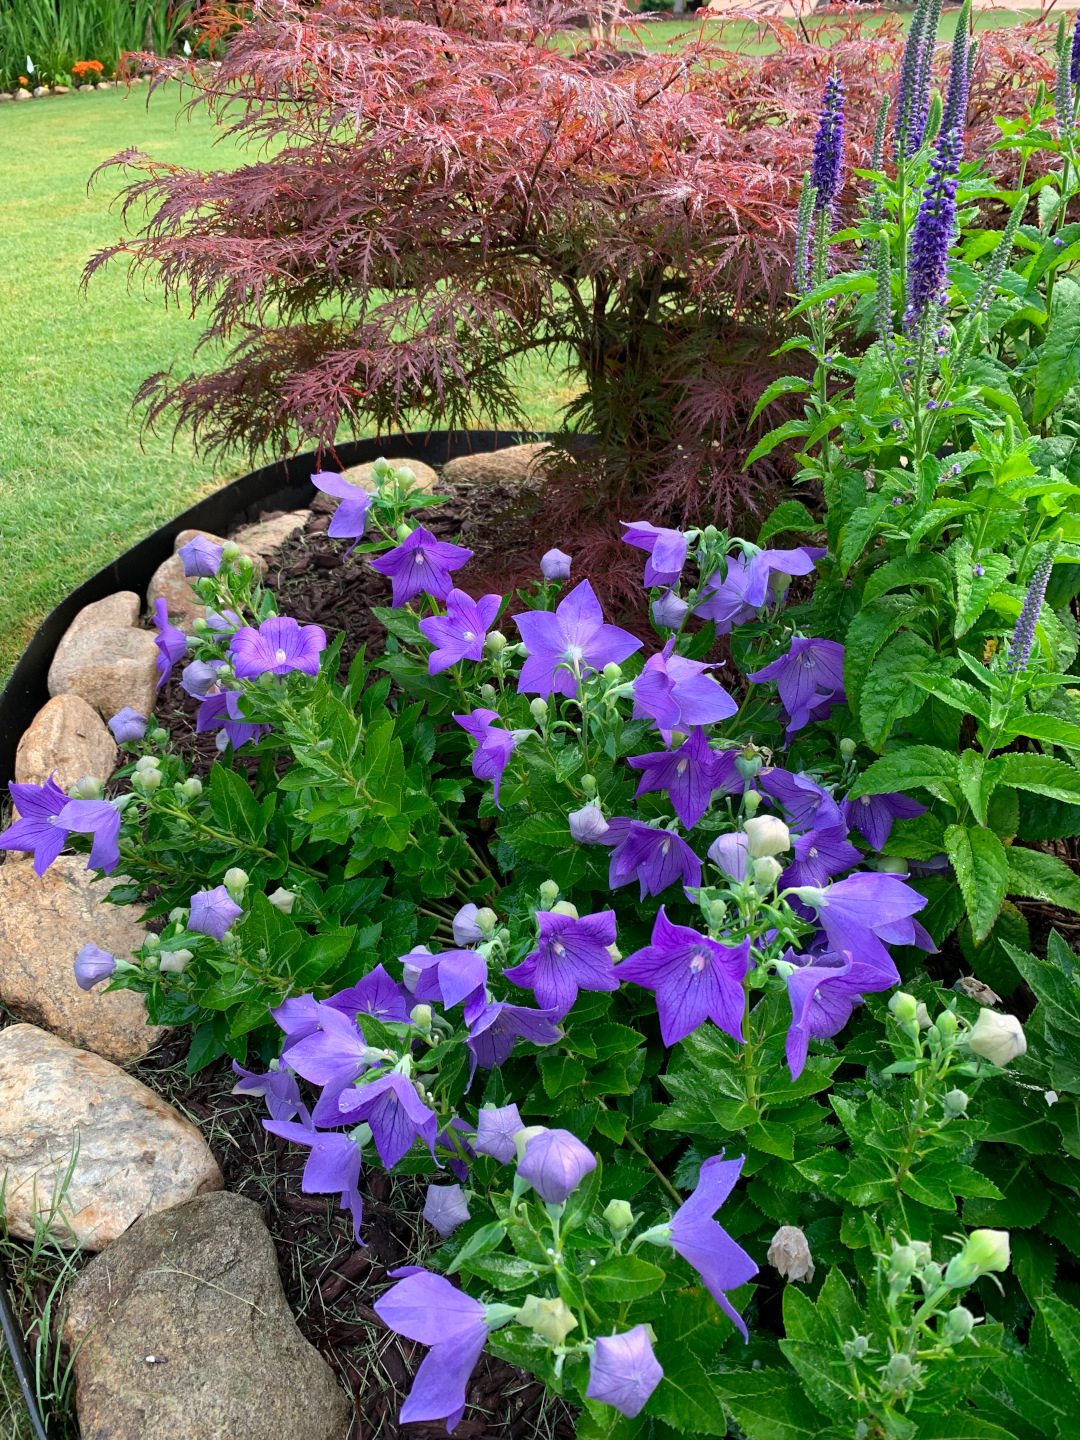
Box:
1006 846 1080 914
743 420 813 469
1034 285 1080 425
843 595 927 719
749 376 811 425
587 1256 666 1302
1038 1296 1080 1387
757 499 821 547
850 745 960 807
945 824 1009 943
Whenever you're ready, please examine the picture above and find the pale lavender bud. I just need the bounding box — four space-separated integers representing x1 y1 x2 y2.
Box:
423 1183 471 1237
107 707 148 744
651 589 689 630
518 1128 597 1203
74 944 116 991
177 534 224 578
708 831 749 881
569 802 610 844
541 548 572 582
453 903 485 945
586 1326 663 1418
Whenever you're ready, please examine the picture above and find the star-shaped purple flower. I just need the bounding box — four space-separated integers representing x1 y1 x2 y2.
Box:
373 1269 490 1431
270 993 322 1042
514 580 642 699
0 776 70 874
453 708 519 806
605 819 702 899
323 965 412 1024
621 522 689 587
791 871 932 975
263 1119 364 1244
632 639 736 742
667 1155 758 1339
370 526 473 607
337 1071 439 1170
152 597 188 689
586 1326 663 1419
473 1103 524 1163
406 946 488 1010
311 470 375 548
419 590 502 674
466 1001 563 1080
760 769 844 832
107 707 147 743
188 884 243 941
779 826 860 889
232 1061 309 1123
229 615 327 679
783 947 894 1080
627 728 722 830
618 907 750 1046
194 689 268 749
57 798 121 874
694 548 818 632
177 534 224 578
841 791 927 851
748 637 846 736
504 909 618 1013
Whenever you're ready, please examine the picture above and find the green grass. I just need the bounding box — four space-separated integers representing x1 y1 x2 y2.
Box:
630 6 1054 50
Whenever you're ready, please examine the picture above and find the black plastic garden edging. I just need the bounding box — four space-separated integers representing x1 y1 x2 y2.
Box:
0 429 539 789
0 1263 52 1440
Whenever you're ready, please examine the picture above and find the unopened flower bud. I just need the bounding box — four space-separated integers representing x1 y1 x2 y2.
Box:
168 907 188 924
943 1088 969 1118
135 768 162 794
743 790 761 817
221 540 241 563
513 1125 548 1162
180 777 203 799
540 548 572 582
551 900 579 919
135 754 161 772
529 697 548 721
268 888 297 915
651 590 689 630
224 867 249 902
479 684 497 704
372 456 392 480
411 1003 433 1032
518 1294 578 1347
743 815 791 858
703 525 719 543
603 1199 635 1236
159 948 194 975
735 750 762 780
889 992 919 1027
396 465 416 486
69 774 103 800
885 1352 914 1387
484 630 507 655
396 523 413 542
839 737 857 760
944 1229 1010 1287
569 802 609 844
237 554 255 578
943 1306 975 1343
474 907 498 937
844 1335 871 1360
767 1226 815 1283
602 663 622 681
149 727 169 745
920 1261 943 1290
752 856 783 890
538 879 560 908
915 1002 932 1029
889 1245 919 1281
580 773 597 797
968 1010 1026 1067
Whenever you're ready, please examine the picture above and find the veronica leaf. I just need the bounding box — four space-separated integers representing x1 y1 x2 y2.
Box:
945 823 1008 942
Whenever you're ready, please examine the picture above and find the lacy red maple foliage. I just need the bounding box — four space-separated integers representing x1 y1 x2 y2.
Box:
88 0 1054 595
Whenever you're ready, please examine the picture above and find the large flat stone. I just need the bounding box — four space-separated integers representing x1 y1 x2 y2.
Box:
47 625 159 721
0 857 165 1062
339 458 438 493
442 441 550 486
65 592 141 637
64 1191 350 1440
0 1024 221 1249
232 509 311 559
15 694 118 790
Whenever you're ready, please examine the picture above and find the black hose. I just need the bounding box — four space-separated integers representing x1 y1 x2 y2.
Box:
0 1260 53 1440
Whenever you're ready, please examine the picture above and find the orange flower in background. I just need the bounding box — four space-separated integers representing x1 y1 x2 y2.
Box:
72 60 104 80
18 77 27 86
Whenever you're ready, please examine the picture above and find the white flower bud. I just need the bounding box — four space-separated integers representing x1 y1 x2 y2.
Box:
967 1010 1026 1068
267 888 296 915
943 1089 969 1118
538 879 559 908
889 992 919 1026
518 1294 577 1347
159 948 194 975
135 754 161 772
752 856 783 890
484 630 507 655
551 900 579 919
181 777 203 799
69 774 103 800
603 1199 635 1236
134 768 162 794
410 1003 433 1032
529 697 548 721
767 1226 815 1283
944 1229 1010 1287
224 867 250 903
743 815 791 858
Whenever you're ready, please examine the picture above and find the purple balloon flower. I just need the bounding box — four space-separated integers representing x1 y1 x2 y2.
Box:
177 534 224 578
618 907 750 1046
473 1102 524 1163
632 639 736 742
628 728 722 831
586 1326 664 1419
270 993 323 1043
419 590 502 674
57 799 121 874
188 884 243 941
322 965 412 1024
0 776 71 875
107 707 147 744
518 1127 597 1203
667 1155 758 1339
453 708 519 806
569 802 610 844
370 526 473 607
231 1060 309 1123
783 948 894 1080
841 791 926 851
652 589 689 631
708 831 749 882
424 1183 471 1238
195 689 269 750
229 615 327 680
621 522 689 587
373 1269 489 1431
263 1119 364 1244
337 1072 439 1170
74 944 116 991
694 549 818 632
407 946 488 1010
466 1000 563 1078
605 819 702 899
779 826 861 889
284 1004 376 1091
747 636 846 736
452 904 485 946
311 470 375 547
791 871 931 974
759 769 844 833
152 598 188 689
541 548 572 582
505 909 618 1014
180 658 225 698
514 580 642 699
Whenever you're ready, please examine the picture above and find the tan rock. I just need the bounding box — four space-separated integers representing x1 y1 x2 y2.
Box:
65 592 140 637
0 858 165 1063
231 509 311 560
442 441 550 486
47 625 159 721
64 1192 350 1440
14 88 30 101
0 1024 222 1250
339 458 438 493
15 695 118 790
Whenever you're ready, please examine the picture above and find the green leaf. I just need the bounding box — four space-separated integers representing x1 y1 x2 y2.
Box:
1001 711 1080 751
371 605 426 646
645 1348 729 1436
862 552 953 606
859 632 950 751
539 1054 587 1097
713 1369 824 1440
787 270 876 316
996 753 1080 804
1006 846 1080 914
1005 940 1080 1035
447 1221 507 1274
749 377 811 425
1038 1296 1080 1386
206 764 267 846
850 745 960 807
945 824 1009 943
457 1251 539 1289
757 499 821 547
1034 284 1080 425
743 420 813 469
587 1256 666 1302
843 596 926 719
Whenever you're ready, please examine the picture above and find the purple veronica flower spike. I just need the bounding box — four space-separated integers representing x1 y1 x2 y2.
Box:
473 1103 524 1163
905 127 963 331
810 74 845 213
605 820 702 899
453 709 519 806
586 1326 663 1419
424 1184 471 1238
323 965 412 1024
618 908 750 1046
1007 547 1056 676
514 580 642 699
791 871 930 976
632 639 736 742
841 791 926 851
56 799 121 874
373 1269 490 1431
188 884 243 941
759 769 843 832
263 1119 364 1244
541 548 572 582
107 707 147 743
505 909 618 1014
0 776 70 874
667 1155 758 1339
177 534 224 578
466 1001 563 1078
419 590 502 674
229 615 327 680
152 598 188 689
783 948 894 1080
747 637 846 736
74 944 116 991
370 526 473 607
337 1071 439 1170
519 1128 597 1203
621 522 689 586
231 1061 309 1123
311 470 375 547
195 689 268 749
628 728 721 831
779 826 861 889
